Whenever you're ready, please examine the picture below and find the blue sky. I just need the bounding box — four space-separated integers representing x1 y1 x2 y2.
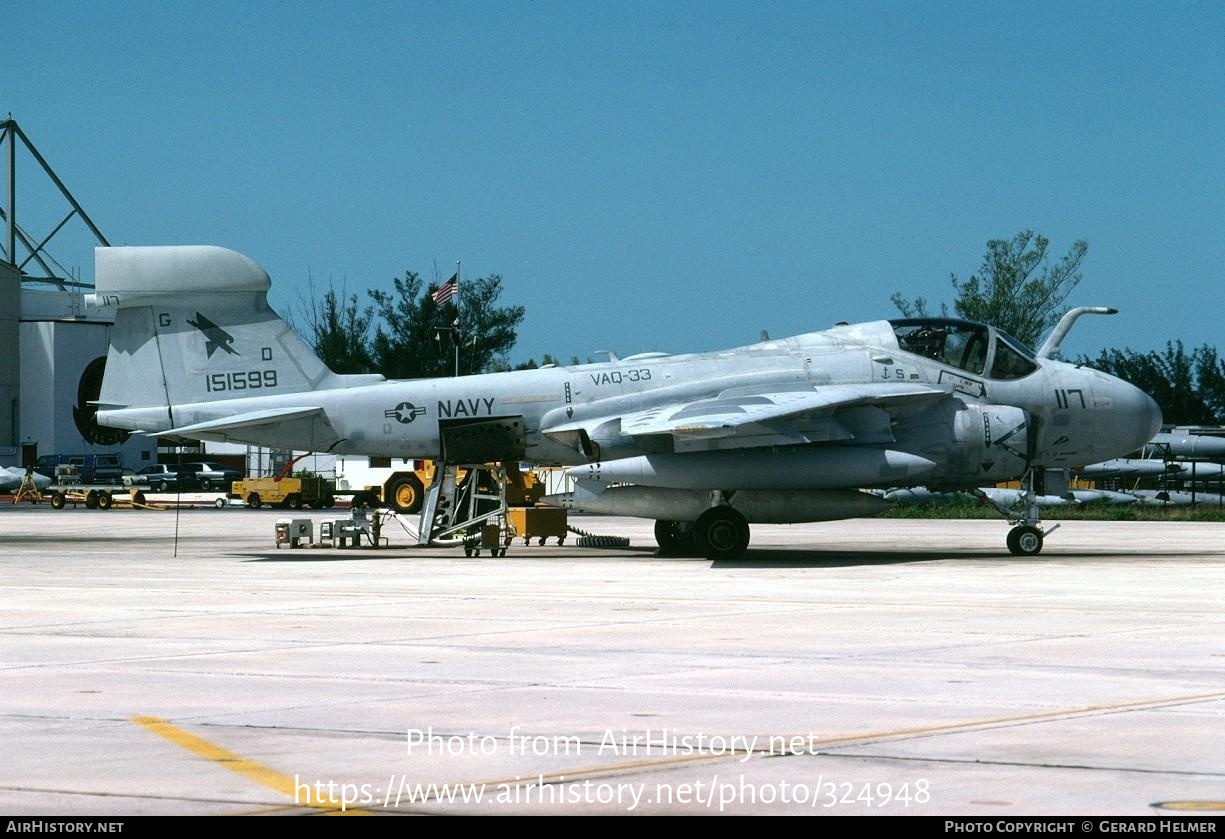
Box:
8 1 1223 366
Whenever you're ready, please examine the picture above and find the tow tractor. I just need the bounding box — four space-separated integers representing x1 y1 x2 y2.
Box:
231 453 337 509
334 457 453 513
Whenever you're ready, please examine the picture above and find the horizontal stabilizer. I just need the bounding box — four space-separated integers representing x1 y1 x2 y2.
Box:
87 245 270 309
153 406 322 437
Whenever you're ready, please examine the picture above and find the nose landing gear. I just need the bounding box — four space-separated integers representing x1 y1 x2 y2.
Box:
976 468 1060 556
1005 524 1045 556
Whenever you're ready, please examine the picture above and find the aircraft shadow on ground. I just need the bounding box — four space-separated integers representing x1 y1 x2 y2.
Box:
238 552 404 563
710 550 996 568
712 547 1223 568
238 545 670 563
236 545 1219 567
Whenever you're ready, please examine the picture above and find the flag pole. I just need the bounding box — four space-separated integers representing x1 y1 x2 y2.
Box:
453 260 461 377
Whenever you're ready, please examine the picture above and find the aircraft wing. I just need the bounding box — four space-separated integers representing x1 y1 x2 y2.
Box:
549 382 948 452
154 406 323 438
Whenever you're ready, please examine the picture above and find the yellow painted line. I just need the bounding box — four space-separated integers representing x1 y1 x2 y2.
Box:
428 689 1225 800
1154 801 1225 812
135 689 1225 809
131 716 370 815
792 688 1225 751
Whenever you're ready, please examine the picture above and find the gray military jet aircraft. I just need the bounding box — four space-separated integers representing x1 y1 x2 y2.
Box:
90 245 1161 558
0 466 53 494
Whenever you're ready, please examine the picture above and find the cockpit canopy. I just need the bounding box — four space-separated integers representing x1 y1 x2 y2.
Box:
890 319 1038 381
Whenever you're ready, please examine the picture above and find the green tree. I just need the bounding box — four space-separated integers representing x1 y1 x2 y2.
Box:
1086 342 1221 426
1196 345 1225 422
504 353 589 372
893 230 1088 347
369 272 525 378
298 281 376 374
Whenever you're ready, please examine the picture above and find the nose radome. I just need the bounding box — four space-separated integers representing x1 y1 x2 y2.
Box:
1109 379 1163 453
1141 388 1163 441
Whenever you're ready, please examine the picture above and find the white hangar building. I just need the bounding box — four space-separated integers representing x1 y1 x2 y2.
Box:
0 118 156 473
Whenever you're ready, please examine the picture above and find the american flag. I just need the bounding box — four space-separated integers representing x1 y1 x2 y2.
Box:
431 273 458 305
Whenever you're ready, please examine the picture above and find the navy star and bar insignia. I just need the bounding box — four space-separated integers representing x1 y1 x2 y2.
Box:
385 402 426 424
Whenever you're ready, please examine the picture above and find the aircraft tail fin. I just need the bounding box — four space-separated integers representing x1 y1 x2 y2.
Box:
88 245 374 432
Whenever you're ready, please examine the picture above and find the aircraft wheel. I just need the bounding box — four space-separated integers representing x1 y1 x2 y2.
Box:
97 491 113 510
692 507 750 560
51 492 66 509
388 475 425 514
247 493 262 509
1007 525 1044 556
654 520 695 555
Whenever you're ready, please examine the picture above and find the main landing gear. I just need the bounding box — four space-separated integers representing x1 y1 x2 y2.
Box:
977 468 1059 556
654 494 750 561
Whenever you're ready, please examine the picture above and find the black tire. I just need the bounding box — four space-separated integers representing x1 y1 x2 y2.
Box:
214 497 226 509
247 493 262 509
133 491 146 506
1007 525 1044 556
200 479 212 491
154 480 167 492
85 490 99 510
654 520 696 555
286 493 303 510
50 492 66 509
97 491 113 510
388 474 425 514
692 507 750 560
321 494 335 509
